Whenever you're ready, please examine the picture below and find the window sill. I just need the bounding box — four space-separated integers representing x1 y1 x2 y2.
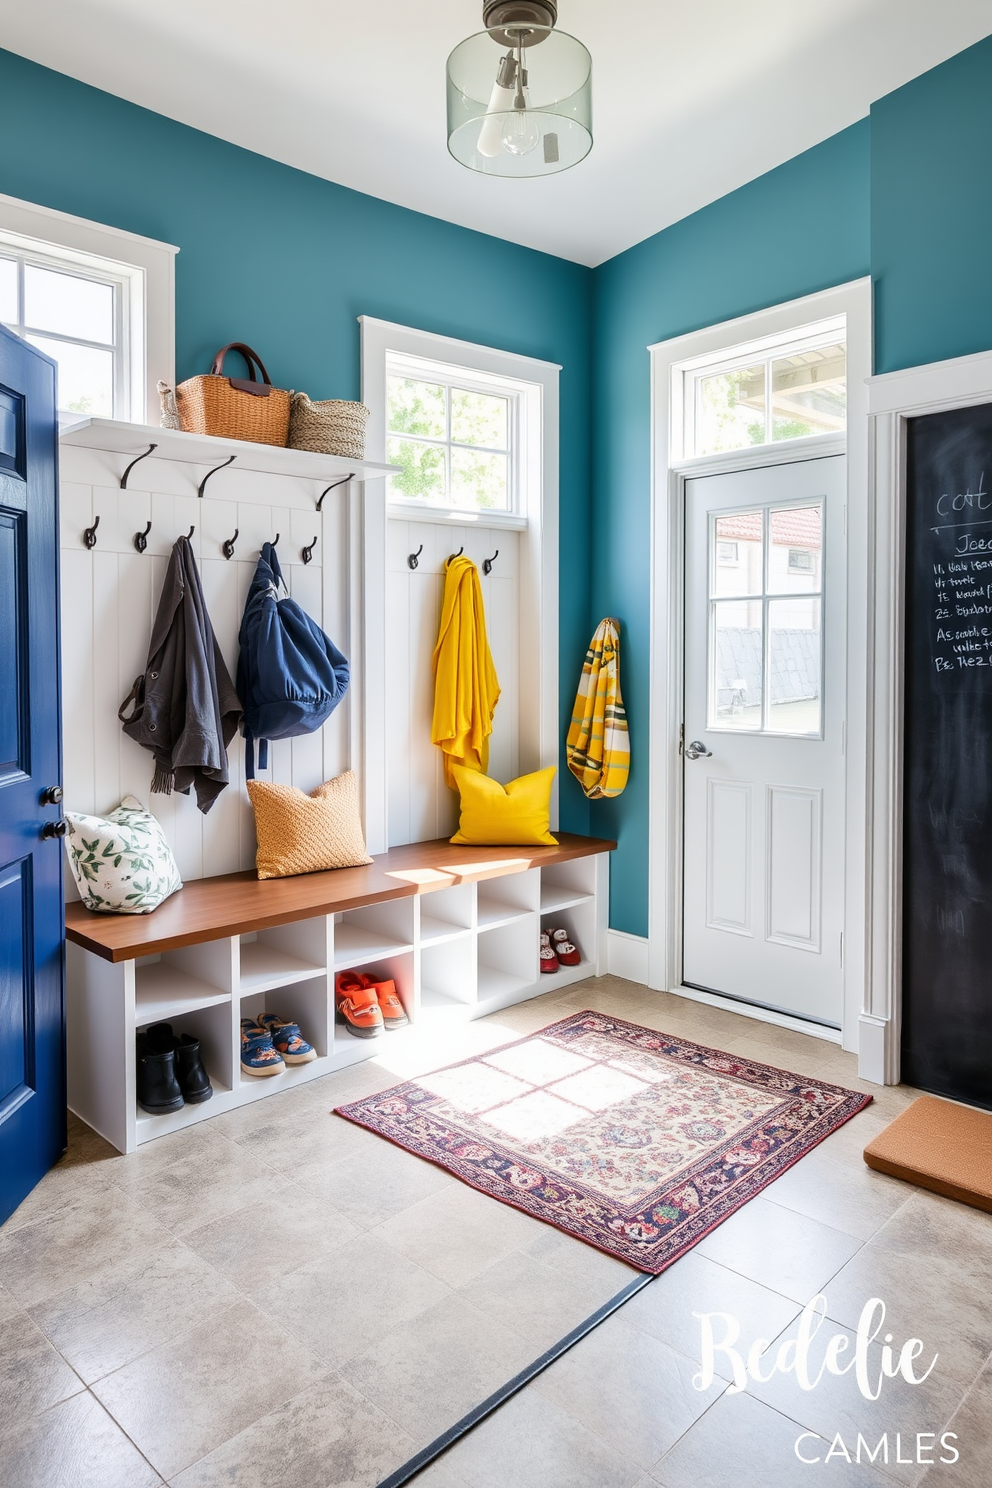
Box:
386 502 528 531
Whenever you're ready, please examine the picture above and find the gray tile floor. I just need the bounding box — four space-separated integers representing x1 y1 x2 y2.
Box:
1 977 990 1487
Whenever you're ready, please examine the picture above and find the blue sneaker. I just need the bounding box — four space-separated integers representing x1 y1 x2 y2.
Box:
240 1018 286 1077
258 1013 316 1065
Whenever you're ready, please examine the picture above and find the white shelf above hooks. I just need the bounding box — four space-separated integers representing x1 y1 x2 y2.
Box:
59 417 400 487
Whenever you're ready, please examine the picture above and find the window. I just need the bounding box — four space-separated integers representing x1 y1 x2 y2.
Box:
709 503 823 737
682 321 846 460
385 351 520 516
0 195 177 425
0 249 124 418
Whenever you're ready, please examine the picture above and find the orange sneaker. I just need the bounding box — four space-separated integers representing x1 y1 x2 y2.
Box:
368 976 409 1030
335 973 384 1039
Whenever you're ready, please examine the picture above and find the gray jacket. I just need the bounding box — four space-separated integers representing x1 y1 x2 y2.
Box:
119 536 242 814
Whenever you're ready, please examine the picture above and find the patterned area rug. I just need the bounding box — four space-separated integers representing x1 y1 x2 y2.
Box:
335 1011 872 1273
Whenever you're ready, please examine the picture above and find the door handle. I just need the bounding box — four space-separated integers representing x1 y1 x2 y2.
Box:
685 740 713 760
41 819 68 840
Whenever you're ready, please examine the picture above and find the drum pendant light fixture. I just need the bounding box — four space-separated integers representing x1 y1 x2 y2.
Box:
447 2 592 177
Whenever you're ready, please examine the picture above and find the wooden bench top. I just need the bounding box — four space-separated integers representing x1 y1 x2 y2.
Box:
64 832 616 963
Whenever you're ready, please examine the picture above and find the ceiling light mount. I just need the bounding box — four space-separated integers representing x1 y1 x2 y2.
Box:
481 1 557 48
446 2 591 178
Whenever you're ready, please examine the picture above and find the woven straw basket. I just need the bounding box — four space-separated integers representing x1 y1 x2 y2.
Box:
176 343 290 448
289 392 370 460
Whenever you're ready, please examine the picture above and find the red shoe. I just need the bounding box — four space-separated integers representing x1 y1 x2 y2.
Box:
550 928 581 967
540 932 560 973
335 973 384 1039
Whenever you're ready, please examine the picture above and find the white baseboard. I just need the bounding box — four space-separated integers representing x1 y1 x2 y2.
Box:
606 929 650 986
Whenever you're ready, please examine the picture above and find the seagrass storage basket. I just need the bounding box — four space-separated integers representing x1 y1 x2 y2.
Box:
176 343 290 447
289 392 370 459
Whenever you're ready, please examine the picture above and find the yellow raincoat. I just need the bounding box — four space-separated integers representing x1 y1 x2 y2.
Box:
432 556 500 789
566 618 629 799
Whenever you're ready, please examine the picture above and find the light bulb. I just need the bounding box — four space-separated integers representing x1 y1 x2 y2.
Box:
501 107 540 156
477 51 517 159
501 57 540 156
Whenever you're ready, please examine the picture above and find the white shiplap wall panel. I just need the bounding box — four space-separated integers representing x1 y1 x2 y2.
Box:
385 516 521 848
60 443 357 891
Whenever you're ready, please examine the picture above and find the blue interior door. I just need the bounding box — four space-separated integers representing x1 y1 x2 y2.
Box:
0 324 64 1226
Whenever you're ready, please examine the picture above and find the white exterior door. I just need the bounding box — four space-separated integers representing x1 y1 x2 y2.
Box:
682 455 845 1027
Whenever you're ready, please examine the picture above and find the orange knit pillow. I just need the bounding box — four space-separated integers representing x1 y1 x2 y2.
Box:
247 770 373 879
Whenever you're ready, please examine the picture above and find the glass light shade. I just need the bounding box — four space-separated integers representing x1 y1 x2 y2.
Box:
447 25 592 177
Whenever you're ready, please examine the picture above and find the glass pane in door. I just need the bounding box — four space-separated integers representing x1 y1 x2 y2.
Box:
769 505 822 591
710 599 762 729
768 596 821 734
712 511 762 596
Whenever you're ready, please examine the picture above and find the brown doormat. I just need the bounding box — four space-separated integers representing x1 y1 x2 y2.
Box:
863 1094 992 1213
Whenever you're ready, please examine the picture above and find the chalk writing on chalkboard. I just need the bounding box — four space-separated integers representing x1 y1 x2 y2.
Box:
926 473 992 675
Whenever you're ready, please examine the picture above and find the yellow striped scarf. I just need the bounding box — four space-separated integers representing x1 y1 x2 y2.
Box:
567 618 629 799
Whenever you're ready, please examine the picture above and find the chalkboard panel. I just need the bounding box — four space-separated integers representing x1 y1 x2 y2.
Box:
904 402 992 1108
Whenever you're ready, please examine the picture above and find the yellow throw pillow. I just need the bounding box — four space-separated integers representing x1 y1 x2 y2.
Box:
247 770 373 880
450 765 558 846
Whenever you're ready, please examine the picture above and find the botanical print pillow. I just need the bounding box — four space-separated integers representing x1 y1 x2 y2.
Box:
64 796 182 914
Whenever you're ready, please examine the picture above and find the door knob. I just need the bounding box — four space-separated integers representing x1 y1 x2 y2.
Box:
41 819 68 839
685 740 713 760
41 785 63 805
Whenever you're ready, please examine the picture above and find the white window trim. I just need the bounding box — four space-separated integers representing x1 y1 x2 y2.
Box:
647 280 874 1066
0 194 177 426
360 315 561 837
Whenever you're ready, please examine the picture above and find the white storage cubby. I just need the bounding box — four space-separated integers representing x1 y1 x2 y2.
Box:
333 951 415 1031
477 866 540 928
420 935 477 1020
333 900 416 970
541 854 598 914
417 882 475 944
239 918 330 993
67 849 609 1153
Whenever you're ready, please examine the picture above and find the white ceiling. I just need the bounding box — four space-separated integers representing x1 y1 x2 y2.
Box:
4 0 992 266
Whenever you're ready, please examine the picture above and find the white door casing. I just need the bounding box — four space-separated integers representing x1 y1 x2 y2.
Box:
648 279 873 1067
682 457 846 1026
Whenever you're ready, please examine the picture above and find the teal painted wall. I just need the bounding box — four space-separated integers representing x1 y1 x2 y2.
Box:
590 123 871 936
8 33 992 937
871 34 992 374
0 46 593 832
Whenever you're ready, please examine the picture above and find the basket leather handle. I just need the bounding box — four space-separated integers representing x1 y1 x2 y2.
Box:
209 343 273 398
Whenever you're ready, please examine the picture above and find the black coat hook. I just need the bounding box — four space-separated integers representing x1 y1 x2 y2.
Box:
316 473 354 511
408 544 424 570
301 535 318 565
272 533 280 547
482 549 499 575
447 546 464 563
197 454 236 499
82 514 100 549
184 525 195 541
133 520 152 554
222 528 239 560
120 443 157 489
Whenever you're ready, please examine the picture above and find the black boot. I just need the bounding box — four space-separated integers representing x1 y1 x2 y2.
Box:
146 1022 213 1104
136 1031 184 1114
174 1033 213 1103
